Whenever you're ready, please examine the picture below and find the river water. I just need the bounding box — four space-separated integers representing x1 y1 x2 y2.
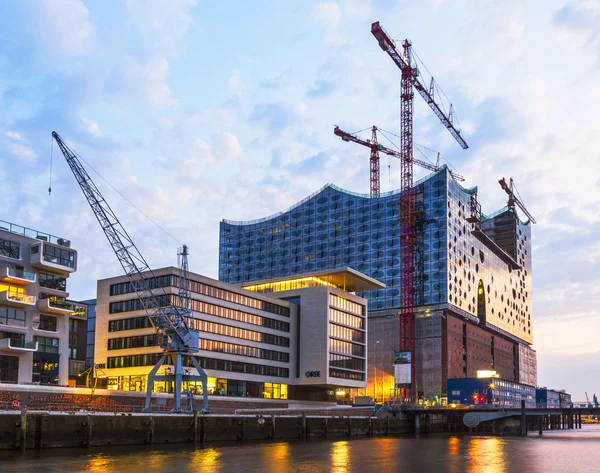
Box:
1 425 599 472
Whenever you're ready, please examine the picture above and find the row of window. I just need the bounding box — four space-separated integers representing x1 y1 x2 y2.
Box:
0 308 26 327
329 368 365 381
107 354 290 378
109 316 152 332
192 319 290 348
32 244 75 268
0 238 20 259
110 275 172 296
108 274 290 317
329 338 366 357
109 295 170 314
108 334 158 350
329 294 364 316
329 308 365 330
176 296 290 332
329 323 365 344
199 338 290 363
329 353 365 372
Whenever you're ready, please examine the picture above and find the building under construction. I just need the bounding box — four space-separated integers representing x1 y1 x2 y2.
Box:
218 167 537 402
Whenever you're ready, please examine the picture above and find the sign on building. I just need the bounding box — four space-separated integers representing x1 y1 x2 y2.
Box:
394 350 412 387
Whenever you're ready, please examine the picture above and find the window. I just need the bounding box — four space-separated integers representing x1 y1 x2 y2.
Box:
0 308 26 327
199 339 290 363
0 238 20 259
42 244 75 268
34 336 59 354
38 273 67 291
37 314 57 332
108 334 159 350
263 382 288 399
109 316 153 332
329 368 364 381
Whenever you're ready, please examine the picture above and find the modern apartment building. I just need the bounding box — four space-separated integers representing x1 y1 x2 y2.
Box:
0 220 86 385
218 167 537 401
94 267 376 402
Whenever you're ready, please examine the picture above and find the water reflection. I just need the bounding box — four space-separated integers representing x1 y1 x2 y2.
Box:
190 447 222 472
448 436 460 456
330 440 350 473
86 454 114 472
262 442 290 473
467 437 506 473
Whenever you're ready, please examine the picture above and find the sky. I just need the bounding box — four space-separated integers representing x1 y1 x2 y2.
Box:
0 0 598 400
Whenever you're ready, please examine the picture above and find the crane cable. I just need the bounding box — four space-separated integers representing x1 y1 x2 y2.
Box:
48 136 183 246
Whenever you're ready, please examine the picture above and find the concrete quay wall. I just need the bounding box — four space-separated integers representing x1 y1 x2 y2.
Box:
0 412 413 450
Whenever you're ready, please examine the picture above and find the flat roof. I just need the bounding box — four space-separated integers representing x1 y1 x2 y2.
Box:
240 267 386 292
0 219 71 248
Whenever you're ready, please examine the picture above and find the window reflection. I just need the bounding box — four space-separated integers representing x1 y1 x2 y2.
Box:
330 440 350 473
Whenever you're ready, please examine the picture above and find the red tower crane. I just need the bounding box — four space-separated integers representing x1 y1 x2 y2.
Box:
334 125 464 197
371 21 468 401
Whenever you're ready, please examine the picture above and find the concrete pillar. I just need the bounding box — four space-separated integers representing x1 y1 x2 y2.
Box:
538 416 543 435
58 315 70 385
578 414 582 429
415 414 420 434
520 400 527 437
17 352 33 384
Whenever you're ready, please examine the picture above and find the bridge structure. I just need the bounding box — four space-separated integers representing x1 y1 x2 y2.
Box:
400 403 600 436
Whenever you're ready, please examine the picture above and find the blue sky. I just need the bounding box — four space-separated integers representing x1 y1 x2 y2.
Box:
1 0 598 399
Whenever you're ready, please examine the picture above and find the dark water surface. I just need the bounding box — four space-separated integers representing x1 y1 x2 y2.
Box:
1 425 599 472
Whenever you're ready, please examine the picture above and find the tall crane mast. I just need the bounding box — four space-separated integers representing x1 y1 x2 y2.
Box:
498 177 537 224
51 132 210 413
371 22 468 402
334 125 465 197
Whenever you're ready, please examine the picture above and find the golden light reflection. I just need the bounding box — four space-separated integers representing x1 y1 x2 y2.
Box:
86 454 114 473
330 440 350 473
448 436 460 456
467 437 506 473
262 442 290 473
146 452 166 470
190 447 222 472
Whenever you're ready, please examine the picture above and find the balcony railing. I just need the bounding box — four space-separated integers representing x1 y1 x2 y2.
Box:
6 292 36 304
7 267 36 282
0 220 71 248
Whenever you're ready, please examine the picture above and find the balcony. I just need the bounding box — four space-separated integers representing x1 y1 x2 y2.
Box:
0 266 36 285
30 242 77 276
0 338 38 353
0 291 36 308
38 297 77 315
0 219 71 247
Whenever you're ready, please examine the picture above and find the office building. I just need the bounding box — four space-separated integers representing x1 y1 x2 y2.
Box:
0 220 86 385
94 267 377 402
218 167 537 401
447 375 536 408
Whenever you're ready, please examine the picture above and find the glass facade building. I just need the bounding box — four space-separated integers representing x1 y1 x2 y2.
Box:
219 167 536 400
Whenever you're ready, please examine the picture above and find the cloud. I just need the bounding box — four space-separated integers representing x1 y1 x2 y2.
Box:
81 118 102 137
260 69 293 89
122 56 178 109
553 1 600 63
307 79 337 99
123 0 198 56
4 131 22 140
249 101 307 135
312 2 347 46
182 139 215 178
211 131 243 161
313 2 342 26
40 0 94 53
228 70 241 91
8 143 37 163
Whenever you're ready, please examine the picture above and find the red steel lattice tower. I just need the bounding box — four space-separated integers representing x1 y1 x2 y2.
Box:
371 22 468 401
